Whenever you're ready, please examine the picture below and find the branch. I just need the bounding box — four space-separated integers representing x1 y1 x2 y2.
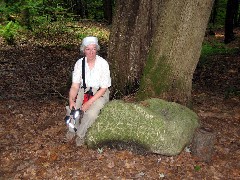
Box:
52 88 68 100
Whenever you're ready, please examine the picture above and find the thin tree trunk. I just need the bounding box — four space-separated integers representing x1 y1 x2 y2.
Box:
21 7 32 30
233 0 239 27
208 0 218 35
103 0 113 24
238 13 240 27
74 0 82 19
224 0 238 43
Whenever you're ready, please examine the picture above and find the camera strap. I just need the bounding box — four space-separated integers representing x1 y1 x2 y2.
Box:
82 57 86 91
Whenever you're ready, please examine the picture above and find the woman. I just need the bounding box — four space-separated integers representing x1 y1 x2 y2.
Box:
66 36 111 146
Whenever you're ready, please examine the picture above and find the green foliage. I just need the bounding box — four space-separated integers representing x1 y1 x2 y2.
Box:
224 86 240 98
0 0 110 44
0 21 19 44
200 41 238 65
201 41 232 57
32 16 71 38
86 0 104 20
76 33 88 40
75 26 109 42
194 165 201 171
208 0 228 29
0 1 21 17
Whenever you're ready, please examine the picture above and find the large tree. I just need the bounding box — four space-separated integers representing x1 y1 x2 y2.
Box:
108 0 214 106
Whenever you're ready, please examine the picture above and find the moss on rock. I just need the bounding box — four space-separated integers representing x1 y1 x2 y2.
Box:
86 98 199 156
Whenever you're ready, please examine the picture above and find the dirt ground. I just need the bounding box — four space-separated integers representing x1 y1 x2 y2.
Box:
0 29 239 179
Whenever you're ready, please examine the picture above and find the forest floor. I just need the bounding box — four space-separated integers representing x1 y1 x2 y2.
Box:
0 27 239 179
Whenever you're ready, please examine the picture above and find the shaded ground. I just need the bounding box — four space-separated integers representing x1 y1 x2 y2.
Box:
0 29 239 179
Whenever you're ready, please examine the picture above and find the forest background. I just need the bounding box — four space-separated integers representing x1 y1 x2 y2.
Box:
0 0 239 99
0 0 239 179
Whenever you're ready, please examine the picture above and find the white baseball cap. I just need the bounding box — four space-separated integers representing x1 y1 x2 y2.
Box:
82 36 99 47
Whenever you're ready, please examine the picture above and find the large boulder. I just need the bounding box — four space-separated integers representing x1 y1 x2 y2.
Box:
86 98 199 156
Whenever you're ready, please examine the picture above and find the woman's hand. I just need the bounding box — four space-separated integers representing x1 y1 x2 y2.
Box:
81 88 107 112
81 100 93 112
69 100 76 110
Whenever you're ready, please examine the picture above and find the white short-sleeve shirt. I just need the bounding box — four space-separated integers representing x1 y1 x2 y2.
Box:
72 55 111 89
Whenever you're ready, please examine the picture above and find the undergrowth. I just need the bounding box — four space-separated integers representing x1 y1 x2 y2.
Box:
0 21 20 45
199 40 239 66
0 20 110 46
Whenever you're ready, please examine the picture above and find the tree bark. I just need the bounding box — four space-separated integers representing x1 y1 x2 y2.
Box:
21 7 32 30
108 0 162 99
74 0 82 19
108 0 213 105
103 0 113 24
238 13 240 27
137 0 214 105
191 127 216 163
224 0 238 44
233 0 239 27
209 0 218 26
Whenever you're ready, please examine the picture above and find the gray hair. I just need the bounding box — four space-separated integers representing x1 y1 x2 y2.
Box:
80 44 100 53
80 36 100 53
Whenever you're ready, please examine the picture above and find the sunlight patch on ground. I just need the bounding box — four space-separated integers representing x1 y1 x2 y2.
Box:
215 34 224 38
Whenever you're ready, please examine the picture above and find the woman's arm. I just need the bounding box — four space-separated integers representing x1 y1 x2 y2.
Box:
81 87 107 111
69 82 80 109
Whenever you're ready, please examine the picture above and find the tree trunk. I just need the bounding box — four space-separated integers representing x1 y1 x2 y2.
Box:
207 0 218 35
74 0 82 19
209 0 218 24
191 127 216 163
224 0 238 44
108 0 213 105
137 0 214 105
238 13 240 27
103 0 113 24
72 0 87 19
108 0 162 99
21 7 32 30
233 0 239 27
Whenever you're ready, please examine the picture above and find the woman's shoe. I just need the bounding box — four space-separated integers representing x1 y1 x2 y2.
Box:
66 131 75 141
76 136 85 146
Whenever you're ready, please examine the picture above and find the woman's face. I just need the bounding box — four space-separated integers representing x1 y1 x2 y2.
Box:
84 44 97 60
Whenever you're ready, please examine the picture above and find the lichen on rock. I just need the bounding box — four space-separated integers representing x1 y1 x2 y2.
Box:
86 98 199 156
